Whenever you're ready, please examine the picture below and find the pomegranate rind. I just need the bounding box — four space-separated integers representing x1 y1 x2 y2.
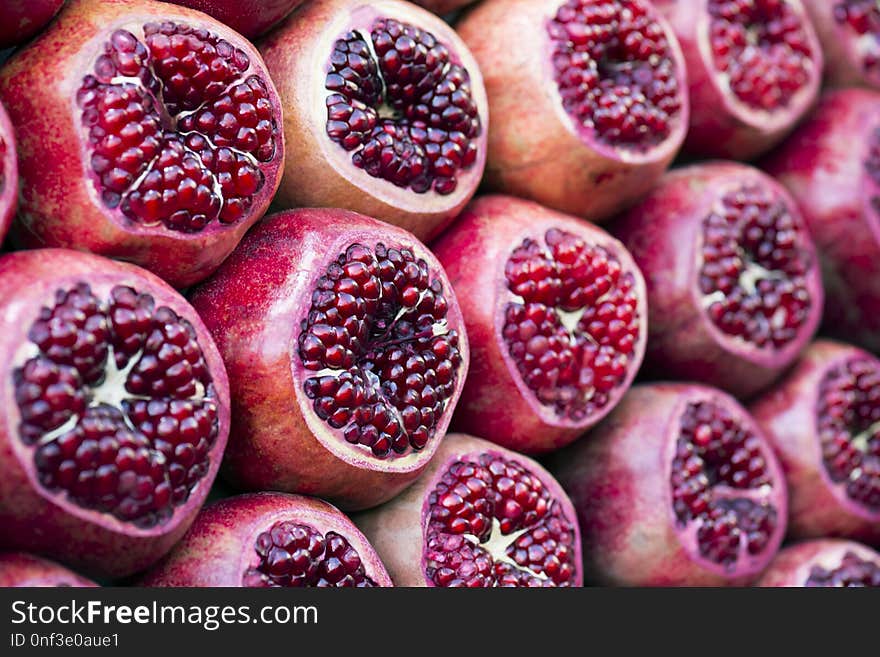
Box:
0 99 17 243
140 492 392 587
0 552 99 587
0 0 285 288
0 0 65 49
612 161 823 399
433 194 647 453
259 0 488 243
802 0 880 90
411 0 477 16
353 433 583 587
757 539 880 587
168 0 306 39
0 249 231 578
550 383 788 586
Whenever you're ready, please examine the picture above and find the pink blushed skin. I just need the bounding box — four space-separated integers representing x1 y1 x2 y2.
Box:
0 249 231 579
654 0 822 160
762 88 880 352
353 433 583 587
0 0 65 49
803 0 880 90
757 539 880 586
455 0 688 223
259 0 488 243
550 383 788 586
0 100 18 243
140 492 392 587
411 0 476 16
0 0 285 288
611 162 823 400
189 208 469 511
0 552 98 587
749 340 880 544
167 0 306 39
432 194 647 454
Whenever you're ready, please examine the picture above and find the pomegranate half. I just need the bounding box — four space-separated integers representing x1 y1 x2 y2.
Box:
433 195 646 454
0 552 98 587
0 0 285 288
757 539 880 586
259 0 488 242
0 0 65 49
353 433 583 587
803 0 880 90
0 249 231 578
0 99 17 244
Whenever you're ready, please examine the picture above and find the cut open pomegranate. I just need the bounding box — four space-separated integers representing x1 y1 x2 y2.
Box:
0 0 284 288
0 552 99 587
804 0 880 89
758 539 880 586
0 99 17 244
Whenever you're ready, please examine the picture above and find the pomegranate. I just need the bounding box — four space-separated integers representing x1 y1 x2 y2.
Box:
612 162 823 400
166 1 306 39
762 88 880 352
0 0 65 49
550 383 787 586
0 552 98 587
757 539 880 586
0 249 231 578
189 208 468 511
455 0 688 222
353 433 582 587
803 0 880 89
654 0 822 160
0 0 284 288
411 0 477 16
0 99 17 244
749 340 880 543
259 0 488 242
140 493 392 586
432 195 646 454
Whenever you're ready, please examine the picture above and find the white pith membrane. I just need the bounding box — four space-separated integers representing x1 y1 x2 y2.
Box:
833 0 880 80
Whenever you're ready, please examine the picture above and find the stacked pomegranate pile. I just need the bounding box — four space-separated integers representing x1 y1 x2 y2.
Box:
0 0 877 589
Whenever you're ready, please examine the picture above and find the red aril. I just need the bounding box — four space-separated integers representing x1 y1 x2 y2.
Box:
757 539 880 586
803 0 880 89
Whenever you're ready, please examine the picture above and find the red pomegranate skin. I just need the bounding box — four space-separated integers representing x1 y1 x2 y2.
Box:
0 552 98 587
353 433 583 587
0 99 18 243
803 0 880 90
0 0 65 48
550 383 788 586
189 208 469 511
749 340 880 544
762 88 880 352
0 0 285 288
411 0 476 15
757 539 880 586
433 194 647 454
612 161 823 400
0 249 231 578
166 0 306 38
140 492 392 587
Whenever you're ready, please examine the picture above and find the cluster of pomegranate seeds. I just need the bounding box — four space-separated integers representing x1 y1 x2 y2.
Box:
244 521 376 587
14 283 220 528
298 242 462 459
325 18 481 195
502 228 640 420
424 453 578 587
77 22 277 232
547 0 682 149
817 358 880 512
806 551 880 587
700 184 813 349
835 1 880 76
671 401 778 567
707 0 815 110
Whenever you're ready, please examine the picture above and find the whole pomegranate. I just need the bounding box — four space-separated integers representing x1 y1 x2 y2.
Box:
455 0 689 222
353 433 583 587
0 0 285 288
0 552 98 587
0 249 231 578
749 340 880 543
259 0 488 242
189 209 468 511
0 0 65 48
166 1 305 38
0 99 17 243
757 539 880 586
654 0 823 160
432 195 646 454
762 88 880 352
612 162 823 399
803 0 880 90
141 493 392 586
550 383 787 586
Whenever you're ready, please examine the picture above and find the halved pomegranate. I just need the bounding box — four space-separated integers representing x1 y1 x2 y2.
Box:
750 340 880 543
0 99 17 244
0 0 284 288
612 162 823 399
551 383 787 586
655 0 822 160
141 493 392 586
354 433 582 587
455 0 688 222
0 249 230 578
432 195 646 453
259 0 487 242
757 539 880 586
189 209 468 510
0 0 65 48
167 1 306 38
0 552 98 587
804 0 880 89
